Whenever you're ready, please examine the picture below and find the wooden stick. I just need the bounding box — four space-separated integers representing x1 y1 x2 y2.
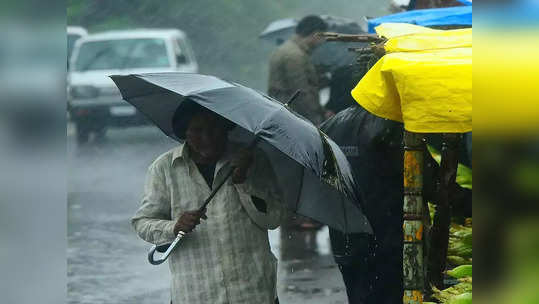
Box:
319 32 386 43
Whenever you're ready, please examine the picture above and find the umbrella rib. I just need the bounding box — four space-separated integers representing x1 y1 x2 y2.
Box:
339 192 349 235
120 89 172 101
294 166 306 211
118 74 233 100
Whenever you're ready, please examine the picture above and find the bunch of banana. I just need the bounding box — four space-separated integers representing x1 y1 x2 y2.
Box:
424 146 472 303
447 223 473 265
430 265 473 304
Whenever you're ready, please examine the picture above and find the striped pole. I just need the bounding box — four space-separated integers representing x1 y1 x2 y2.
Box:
403 131 425 304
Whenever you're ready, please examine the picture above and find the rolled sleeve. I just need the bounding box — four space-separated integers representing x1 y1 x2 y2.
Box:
131 162 176 245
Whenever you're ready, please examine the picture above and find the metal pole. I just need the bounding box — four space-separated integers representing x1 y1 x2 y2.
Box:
403 131 425 304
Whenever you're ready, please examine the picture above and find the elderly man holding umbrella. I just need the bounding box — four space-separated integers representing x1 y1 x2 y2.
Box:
132 102 284 304
112 73 372 304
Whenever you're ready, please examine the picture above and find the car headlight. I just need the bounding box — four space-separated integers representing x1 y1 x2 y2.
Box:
69 85 99 99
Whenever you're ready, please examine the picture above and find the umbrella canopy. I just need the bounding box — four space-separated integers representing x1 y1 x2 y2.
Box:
259 18 297 45
367 6 472 33
260 15 367 70
111 72 372 234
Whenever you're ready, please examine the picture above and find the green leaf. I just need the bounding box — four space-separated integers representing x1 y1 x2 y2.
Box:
449 292 472 304
447 265 472 279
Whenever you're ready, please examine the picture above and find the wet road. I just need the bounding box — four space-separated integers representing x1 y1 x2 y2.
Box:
67 125 347 304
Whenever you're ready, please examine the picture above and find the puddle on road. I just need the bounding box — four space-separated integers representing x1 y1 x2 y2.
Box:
269 225 332 260
268 226 347 303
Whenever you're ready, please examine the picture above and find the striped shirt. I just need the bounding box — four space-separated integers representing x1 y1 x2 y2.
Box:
132 143 284 304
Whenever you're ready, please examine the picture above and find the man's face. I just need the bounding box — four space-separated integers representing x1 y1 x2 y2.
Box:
308 32 325 49
185 112 228 163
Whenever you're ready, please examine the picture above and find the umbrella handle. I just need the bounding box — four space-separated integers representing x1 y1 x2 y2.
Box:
148 231 186 265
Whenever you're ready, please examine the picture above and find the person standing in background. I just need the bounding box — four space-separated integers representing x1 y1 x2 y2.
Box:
268 15 329 126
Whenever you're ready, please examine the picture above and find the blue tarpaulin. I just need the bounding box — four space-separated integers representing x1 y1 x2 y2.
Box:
368 6 472 33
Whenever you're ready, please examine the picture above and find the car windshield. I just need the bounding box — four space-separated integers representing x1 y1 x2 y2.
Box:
74 38 170 71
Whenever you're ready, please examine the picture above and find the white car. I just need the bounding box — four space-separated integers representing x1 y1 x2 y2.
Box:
68 28 198 143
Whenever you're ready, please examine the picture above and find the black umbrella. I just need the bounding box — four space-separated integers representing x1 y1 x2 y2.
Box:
111 73 372 261
259 18 297 45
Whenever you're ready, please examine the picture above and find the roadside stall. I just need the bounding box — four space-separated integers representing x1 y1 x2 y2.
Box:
324 23 472 303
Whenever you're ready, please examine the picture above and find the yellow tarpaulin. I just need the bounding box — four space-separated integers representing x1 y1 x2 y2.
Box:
378 24 472 53
351 24 472 133
375 23 439 38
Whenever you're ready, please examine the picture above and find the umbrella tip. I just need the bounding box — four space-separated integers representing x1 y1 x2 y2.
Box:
285 90 301 106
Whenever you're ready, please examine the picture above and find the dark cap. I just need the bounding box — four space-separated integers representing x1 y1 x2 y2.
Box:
296 15 328 37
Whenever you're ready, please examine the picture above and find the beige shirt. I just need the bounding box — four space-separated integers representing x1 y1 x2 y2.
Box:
132 143 284 304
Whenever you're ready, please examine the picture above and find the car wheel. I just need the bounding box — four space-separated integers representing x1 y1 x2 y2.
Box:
76 123 90 144
95 127 107 142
